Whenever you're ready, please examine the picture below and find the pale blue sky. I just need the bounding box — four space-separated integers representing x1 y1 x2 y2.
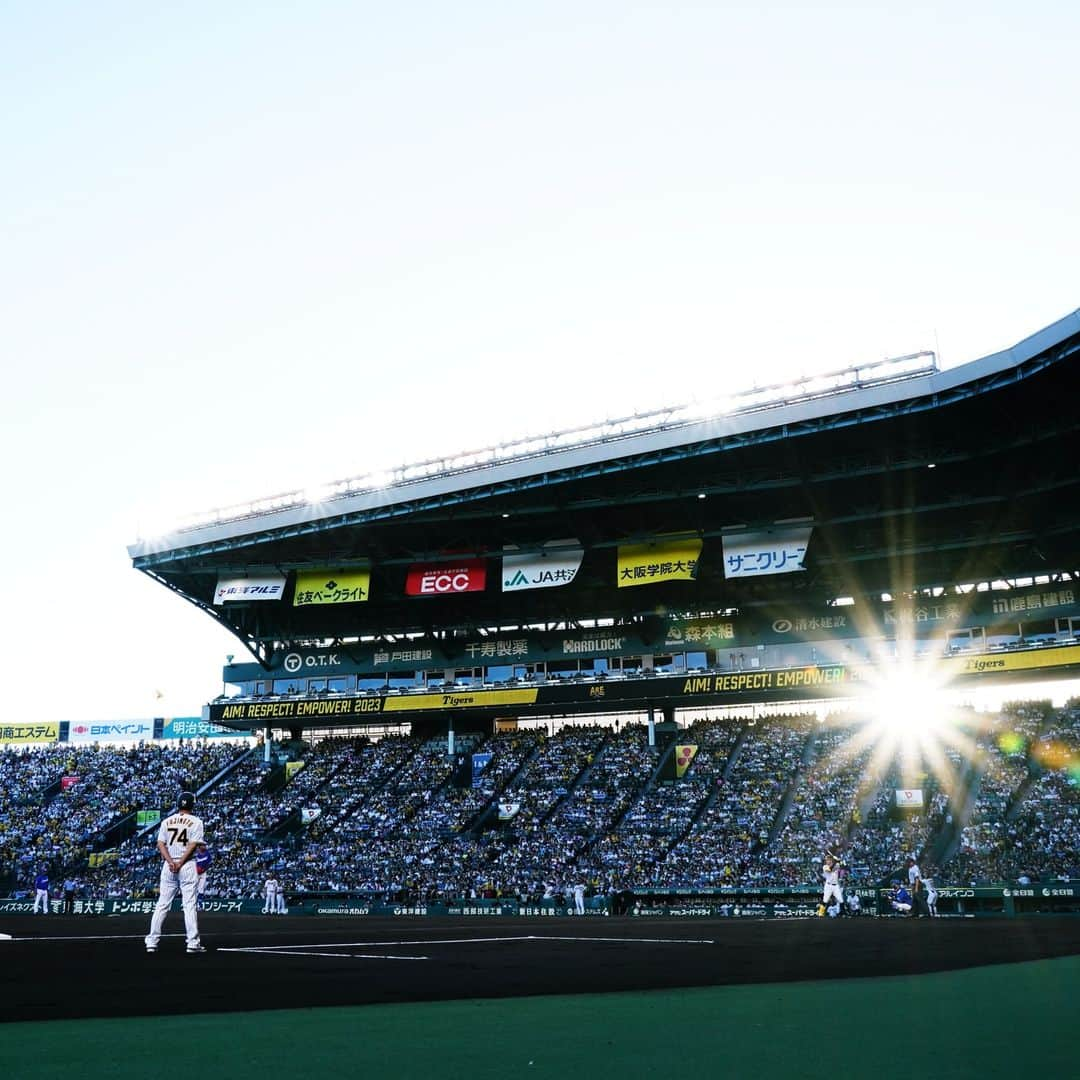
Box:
2 2 1077 722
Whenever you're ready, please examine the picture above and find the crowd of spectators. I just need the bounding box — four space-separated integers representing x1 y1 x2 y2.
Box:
766 718 871 884
950 702 1080 883
2 740 245 896
5 699 1078 902
657 714 814 888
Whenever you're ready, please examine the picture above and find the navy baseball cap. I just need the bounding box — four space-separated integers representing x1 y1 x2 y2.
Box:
178 791 196 811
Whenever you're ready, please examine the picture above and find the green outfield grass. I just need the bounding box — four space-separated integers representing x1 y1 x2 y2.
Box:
2 954 1077 1080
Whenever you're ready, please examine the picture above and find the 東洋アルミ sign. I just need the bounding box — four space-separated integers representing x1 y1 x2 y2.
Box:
214 574 286 604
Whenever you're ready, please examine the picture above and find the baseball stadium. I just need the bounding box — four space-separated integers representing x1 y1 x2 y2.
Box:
3 310 1080 1078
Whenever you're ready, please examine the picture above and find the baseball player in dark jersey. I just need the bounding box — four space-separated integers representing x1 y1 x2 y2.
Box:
144 792 206 954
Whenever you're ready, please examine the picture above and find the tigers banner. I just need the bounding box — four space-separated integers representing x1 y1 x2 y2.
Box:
616 537 702 588
293 568 370 606
674 744 699 778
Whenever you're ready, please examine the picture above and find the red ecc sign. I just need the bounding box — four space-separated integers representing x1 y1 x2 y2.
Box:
405 559 487 596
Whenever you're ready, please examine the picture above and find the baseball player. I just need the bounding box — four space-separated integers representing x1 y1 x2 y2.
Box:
144 792 206 954
573 881 586 915
33 869 49 914
263 876 278 914
822 855 844 911
906 857 927 916
889 883 913 914
275 876 287 914
924 873 939 917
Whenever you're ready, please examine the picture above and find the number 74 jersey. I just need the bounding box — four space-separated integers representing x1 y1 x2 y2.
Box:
157 812 205 858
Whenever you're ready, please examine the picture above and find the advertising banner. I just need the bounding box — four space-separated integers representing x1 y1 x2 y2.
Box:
405 558 486 596
68 720 155 743
214 698 388 723
61 775 79 791
471 752 493 787
940 642 1080 678
501 541 583 592
617 537 702 588
136 810 161 827
382 688 539 712
293 567 370 606
161 716 240 740
895 789 924 809
674 744 699 778
213 574 286 604
722 526 812 578
0 723 59 744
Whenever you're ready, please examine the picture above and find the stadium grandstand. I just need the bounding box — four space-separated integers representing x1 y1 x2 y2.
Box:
3 310 1080 913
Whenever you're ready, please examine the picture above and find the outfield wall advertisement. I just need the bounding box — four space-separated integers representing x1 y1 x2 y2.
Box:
2 885 1075 918
0 723 60 744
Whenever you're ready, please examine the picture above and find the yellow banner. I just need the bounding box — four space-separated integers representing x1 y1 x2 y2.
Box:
0 723 59 744
617 537 702 588
284 760 305 782
293 568 370 606
674 744 699 777
940 643 1080 678
383 688 539 712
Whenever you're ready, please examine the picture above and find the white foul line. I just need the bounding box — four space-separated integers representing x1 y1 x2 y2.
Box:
219 947 429 960
220 934 715 952
1 932 714 952
0 932 187 943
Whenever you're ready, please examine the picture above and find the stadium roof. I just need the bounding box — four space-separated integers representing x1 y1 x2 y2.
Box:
129 308 1080 655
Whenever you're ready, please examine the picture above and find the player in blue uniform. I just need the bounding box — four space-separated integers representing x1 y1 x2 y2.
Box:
889 883 913 914
195 844 213 908
33 869 49 914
